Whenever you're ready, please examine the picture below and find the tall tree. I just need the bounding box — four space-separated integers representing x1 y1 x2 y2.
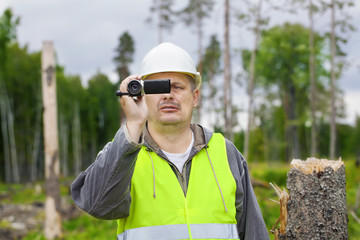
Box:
146 0 176 43
42 41 62 239
202 35 221 127
289 0 325 157
328 0 355 159
236 0 268 159
113 31 135 81
0 9 20 183
113 31 135 125
179 0 215 123
246 23 330 161
223 0 233 140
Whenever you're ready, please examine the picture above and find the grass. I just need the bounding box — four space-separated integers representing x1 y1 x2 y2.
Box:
22 215 117 240
0 160 359 239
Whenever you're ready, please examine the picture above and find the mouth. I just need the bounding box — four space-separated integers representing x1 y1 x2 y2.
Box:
159 102 181 112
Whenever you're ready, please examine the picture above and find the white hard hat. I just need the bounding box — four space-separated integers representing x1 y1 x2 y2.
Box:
140 42 202 88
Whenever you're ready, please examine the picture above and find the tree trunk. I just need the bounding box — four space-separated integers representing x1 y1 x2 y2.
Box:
7 98 20 183
194 11 203 124
59 116 69 177
244 0 263 160
41 41 62 239
329 0 336 160
31 94 42 182
223 0 232 140
0 95 11 183
0 80 20 183
73 102 82 175
157 0 163 43
309 0 317 157
278 158 348 239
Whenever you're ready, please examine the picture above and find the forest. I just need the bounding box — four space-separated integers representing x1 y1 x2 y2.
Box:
1 0 360 239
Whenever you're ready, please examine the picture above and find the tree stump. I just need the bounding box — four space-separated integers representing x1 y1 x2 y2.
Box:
279 158 348 240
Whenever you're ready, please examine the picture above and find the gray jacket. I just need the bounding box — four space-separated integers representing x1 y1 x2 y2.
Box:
71 124 270 240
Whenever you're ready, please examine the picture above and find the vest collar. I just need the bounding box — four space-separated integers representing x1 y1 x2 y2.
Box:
143 123 212 158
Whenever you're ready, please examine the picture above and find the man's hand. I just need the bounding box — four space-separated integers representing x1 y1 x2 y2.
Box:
119 75 148 142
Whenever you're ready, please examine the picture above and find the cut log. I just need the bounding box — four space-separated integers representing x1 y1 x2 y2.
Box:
277 157 348 240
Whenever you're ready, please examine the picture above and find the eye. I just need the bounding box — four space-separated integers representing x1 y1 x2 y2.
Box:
173 85 183 90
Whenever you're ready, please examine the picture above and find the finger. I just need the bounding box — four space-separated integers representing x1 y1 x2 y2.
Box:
119 74 141 93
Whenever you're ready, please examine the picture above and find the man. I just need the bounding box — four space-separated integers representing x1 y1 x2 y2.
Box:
71 42 269 240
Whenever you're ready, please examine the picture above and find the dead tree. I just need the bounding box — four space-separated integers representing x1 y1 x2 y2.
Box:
275 158 348 240
41 41 62 239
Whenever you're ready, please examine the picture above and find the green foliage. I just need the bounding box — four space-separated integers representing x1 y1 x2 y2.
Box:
87 71 120 150
113 31 135 81
241 23 336 161
202 35 221 84
0 8 20 67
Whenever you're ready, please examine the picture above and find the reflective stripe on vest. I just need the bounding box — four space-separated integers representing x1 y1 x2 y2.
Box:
117 133 239 240
117 223 239 240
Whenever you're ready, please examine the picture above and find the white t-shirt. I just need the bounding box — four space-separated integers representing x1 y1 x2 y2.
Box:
162 130 194 173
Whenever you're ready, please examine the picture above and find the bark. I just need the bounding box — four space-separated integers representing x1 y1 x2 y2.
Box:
278 158 348 240
42 41 62 239
223 0 233 140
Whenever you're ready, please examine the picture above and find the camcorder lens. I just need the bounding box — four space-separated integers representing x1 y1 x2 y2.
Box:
128 80 142 96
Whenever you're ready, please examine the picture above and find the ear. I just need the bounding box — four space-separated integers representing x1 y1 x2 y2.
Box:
192 88 200 107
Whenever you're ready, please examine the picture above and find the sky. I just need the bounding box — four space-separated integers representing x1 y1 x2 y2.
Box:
1 0 359 128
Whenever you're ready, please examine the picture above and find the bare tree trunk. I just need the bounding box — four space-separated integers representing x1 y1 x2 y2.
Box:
244 0 263 160
224 0 232 140
0 80 20 183
329 0 336 160
59 116 69 177
277 158 348 239
309 0 318 157
73 102 82 175
41 41 62 239
31 94 42 182
157 0 163 43
194 12 204 124
0 95 11 183
7 98 20 183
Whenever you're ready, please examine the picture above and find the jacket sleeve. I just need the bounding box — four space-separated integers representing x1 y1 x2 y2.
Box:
71 126 142 220
225 140 270 240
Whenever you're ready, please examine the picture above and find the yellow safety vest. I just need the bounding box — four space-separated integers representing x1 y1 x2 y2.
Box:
117 133 239 240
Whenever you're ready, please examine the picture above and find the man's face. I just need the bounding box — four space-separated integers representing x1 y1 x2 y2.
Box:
144 72 199 127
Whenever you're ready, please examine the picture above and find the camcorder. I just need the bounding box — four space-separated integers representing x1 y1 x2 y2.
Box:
116 79 171 97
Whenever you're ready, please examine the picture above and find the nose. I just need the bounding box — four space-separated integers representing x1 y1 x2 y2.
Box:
161 91 173 100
